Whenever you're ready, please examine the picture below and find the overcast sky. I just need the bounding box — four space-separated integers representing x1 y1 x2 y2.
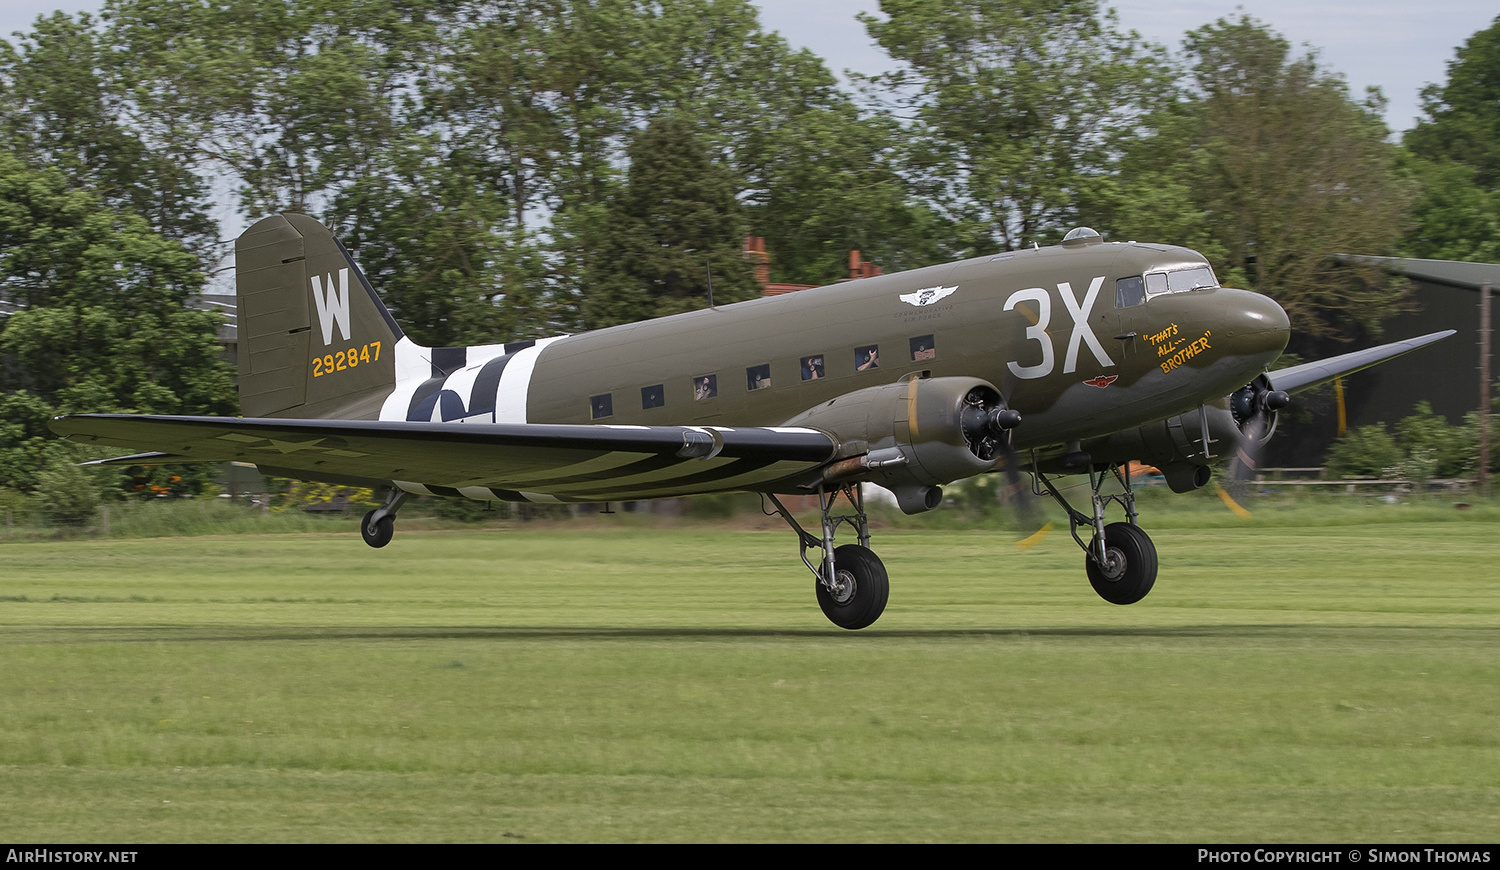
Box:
2 0 1495 134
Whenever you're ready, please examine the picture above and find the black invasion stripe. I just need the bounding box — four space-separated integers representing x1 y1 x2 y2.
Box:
431 346 466 378
503 339 536 355
427 485 464 498
467 354 513 416
405 376 447 421
485 487 529 502
569 456 778 498
532 452 689 488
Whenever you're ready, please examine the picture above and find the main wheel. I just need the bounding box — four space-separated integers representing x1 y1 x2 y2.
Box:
1085 522 1157 605
361 510 395 548
816 544 890 630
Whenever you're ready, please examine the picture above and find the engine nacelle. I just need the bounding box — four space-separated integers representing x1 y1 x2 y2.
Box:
1079 403 1243 493
1073 375 1286 493
784 376 1010 513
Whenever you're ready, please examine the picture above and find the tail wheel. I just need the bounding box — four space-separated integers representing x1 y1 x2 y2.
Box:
361 510 395 548
816 544 889 630
1085 522 1157 605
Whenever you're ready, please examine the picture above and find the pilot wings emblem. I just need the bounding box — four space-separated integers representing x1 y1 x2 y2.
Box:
899 285 958 307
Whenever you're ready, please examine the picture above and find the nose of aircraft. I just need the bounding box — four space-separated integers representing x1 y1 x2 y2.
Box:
1218 288 1291 358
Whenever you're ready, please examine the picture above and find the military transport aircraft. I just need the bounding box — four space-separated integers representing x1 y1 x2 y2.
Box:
51 214 1453 629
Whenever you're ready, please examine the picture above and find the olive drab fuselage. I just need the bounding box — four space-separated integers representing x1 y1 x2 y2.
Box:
520 237 1291 459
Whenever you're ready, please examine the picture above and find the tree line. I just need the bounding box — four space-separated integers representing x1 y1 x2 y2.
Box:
1 0 1497 499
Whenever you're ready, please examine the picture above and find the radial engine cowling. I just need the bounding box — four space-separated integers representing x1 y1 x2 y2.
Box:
783 376 1014 513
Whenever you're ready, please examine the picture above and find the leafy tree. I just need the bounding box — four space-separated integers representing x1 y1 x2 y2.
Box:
1402 16 1500 262
1104 16 1411 338
583 116 757 328
858 0 1172 254
1406 15 1500 188
0 10 216 253
0 151 235 492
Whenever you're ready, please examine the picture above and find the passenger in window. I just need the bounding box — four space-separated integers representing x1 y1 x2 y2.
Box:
910 335 936 361
801 355 825 380
856 345 879 371
694 375 718 400
1116 276 1145 308
747 364 771 390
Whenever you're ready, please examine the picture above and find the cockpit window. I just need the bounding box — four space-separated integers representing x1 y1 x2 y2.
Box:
1144 266 1217 299
1116 276 1145 308
1167 266 1217 293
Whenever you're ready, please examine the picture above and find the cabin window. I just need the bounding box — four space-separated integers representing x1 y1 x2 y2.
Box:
800 355 825 381
694 374 718 401
1116 276 1145 308
910 335 936 361
590 394 613 419
641 384 665 410
855 345 880 371
746 364 771 391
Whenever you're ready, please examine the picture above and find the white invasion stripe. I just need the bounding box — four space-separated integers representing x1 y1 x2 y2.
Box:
393 480 432 496
458 485 499 501
379 337 433 422
493 335 566 424
519 491 560 503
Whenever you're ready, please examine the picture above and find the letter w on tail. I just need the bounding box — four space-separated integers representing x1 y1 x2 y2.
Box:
310 268 352 346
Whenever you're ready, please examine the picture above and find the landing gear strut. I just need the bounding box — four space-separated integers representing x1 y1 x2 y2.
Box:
1033 459 1158 605
361 488 409 549
766 484 889 630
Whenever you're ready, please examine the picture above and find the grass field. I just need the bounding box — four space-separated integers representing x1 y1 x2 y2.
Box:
1 505 1497 842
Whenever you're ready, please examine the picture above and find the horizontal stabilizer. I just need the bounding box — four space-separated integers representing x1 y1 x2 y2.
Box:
1266 330 1455 394
77 451 181 467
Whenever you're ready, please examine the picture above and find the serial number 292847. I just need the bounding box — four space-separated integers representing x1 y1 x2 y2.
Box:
312 341 381 377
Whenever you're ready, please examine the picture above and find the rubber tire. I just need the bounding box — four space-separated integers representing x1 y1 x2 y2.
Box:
816 544 890 630
361 510 395 549
1085 522 1157 605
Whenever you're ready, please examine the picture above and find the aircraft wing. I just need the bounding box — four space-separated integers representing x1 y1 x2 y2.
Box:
1265 330 1456 394
50 414 838 502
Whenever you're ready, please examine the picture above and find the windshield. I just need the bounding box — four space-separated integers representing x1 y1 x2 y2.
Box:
1142 265 1218 299
1167 266 1217 293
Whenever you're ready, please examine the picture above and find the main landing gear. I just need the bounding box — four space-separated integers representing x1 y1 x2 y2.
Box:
766 484 889 630
1033 460 1158 605
361 488 409 549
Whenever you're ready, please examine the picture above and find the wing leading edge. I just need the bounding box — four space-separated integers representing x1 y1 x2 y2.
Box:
50 415 838 503
1266 329 1456 394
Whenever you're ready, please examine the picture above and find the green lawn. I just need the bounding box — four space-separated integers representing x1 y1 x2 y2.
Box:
1 515 1496 842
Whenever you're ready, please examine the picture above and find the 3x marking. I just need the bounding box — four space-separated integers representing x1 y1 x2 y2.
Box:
1003 277 1113 379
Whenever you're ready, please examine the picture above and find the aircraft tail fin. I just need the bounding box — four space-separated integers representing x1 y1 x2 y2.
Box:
235 213 410 419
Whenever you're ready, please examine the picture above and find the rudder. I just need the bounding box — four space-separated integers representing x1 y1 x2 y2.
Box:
235 213 407 419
